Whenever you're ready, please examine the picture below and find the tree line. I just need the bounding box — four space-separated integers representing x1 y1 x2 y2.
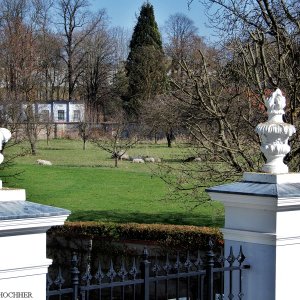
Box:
2 0 300 202
0 0 129 121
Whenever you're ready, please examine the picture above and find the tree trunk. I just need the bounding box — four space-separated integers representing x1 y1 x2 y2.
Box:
166 134 172 148
54 124 57 139
166 130 174 148
30 141 36 155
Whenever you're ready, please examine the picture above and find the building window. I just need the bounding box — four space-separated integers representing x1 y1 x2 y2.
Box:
58 110 65 121
73 110 81 122
40 110 50 122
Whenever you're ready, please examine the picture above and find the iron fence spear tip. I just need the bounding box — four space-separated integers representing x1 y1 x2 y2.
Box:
142 247 149 260
237 245 246 264
227 246 235 265
208 237 214 250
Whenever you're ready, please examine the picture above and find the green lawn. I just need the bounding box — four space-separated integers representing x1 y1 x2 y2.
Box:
2 139 224 227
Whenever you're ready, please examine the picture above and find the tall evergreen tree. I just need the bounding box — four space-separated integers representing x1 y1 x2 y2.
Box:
124 2 167 118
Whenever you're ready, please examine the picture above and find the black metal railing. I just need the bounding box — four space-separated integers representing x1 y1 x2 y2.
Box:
47 241 250 300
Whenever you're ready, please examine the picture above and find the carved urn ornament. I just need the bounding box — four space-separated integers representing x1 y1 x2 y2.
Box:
255 88 296 173
0 128 11 164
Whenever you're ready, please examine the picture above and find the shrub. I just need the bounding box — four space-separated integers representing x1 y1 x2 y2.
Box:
48 222 223 253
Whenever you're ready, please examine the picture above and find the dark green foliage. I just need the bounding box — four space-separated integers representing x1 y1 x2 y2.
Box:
124 2 167 118
128 2 162 53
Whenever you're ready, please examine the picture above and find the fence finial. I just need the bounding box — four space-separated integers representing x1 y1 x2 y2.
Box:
70 252 80 300
142 247 149 261
255 88 296 173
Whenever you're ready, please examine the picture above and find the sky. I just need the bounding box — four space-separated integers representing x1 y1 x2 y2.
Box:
89 0 216 42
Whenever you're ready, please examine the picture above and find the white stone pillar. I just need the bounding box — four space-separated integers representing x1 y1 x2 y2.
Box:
0 186 70 300
207 172 300 300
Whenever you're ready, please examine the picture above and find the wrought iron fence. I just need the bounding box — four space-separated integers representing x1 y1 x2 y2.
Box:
47 241 250 300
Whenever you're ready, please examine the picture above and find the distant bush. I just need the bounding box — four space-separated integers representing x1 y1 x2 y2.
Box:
48 221 223 253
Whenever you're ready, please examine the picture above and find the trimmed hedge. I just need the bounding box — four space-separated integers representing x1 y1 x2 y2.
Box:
48 221 223 252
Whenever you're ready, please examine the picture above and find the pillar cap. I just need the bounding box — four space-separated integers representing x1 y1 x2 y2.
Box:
243 172 300 184
207 172 300 197
0 200 70 220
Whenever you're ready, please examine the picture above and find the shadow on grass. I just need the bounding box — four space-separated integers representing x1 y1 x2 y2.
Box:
67 210 224 227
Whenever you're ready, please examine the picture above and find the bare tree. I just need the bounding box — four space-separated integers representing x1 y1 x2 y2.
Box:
155 0 300 204
176 51 262 171
153 39 265 204
164 13 200 65
140 93 181 147
194 0 300 170
92 112 139 168
0 0 45 154
0 1 59 156
23 105 42 155
0 97 23 142
79 17 115 122
77 107 96 150
77 121 90 150
34 0 64 102
110 26 130 71
41 111 53 145
56 0 106 100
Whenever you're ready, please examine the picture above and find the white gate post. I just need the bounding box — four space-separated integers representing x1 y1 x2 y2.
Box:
207 89 299 300
207 172 300 299
0 128 70 299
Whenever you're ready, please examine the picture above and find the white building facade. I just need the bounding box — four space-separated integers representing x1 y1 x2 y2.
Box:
35 101 85 123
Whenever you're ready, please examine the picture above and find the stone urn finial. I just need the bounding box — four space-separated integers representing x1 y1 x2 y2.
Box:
255 88 296 174
0 128 11 164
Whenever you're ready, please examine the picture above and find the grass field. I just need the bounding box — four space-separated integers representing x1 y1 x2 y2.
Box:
2 139 224 227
